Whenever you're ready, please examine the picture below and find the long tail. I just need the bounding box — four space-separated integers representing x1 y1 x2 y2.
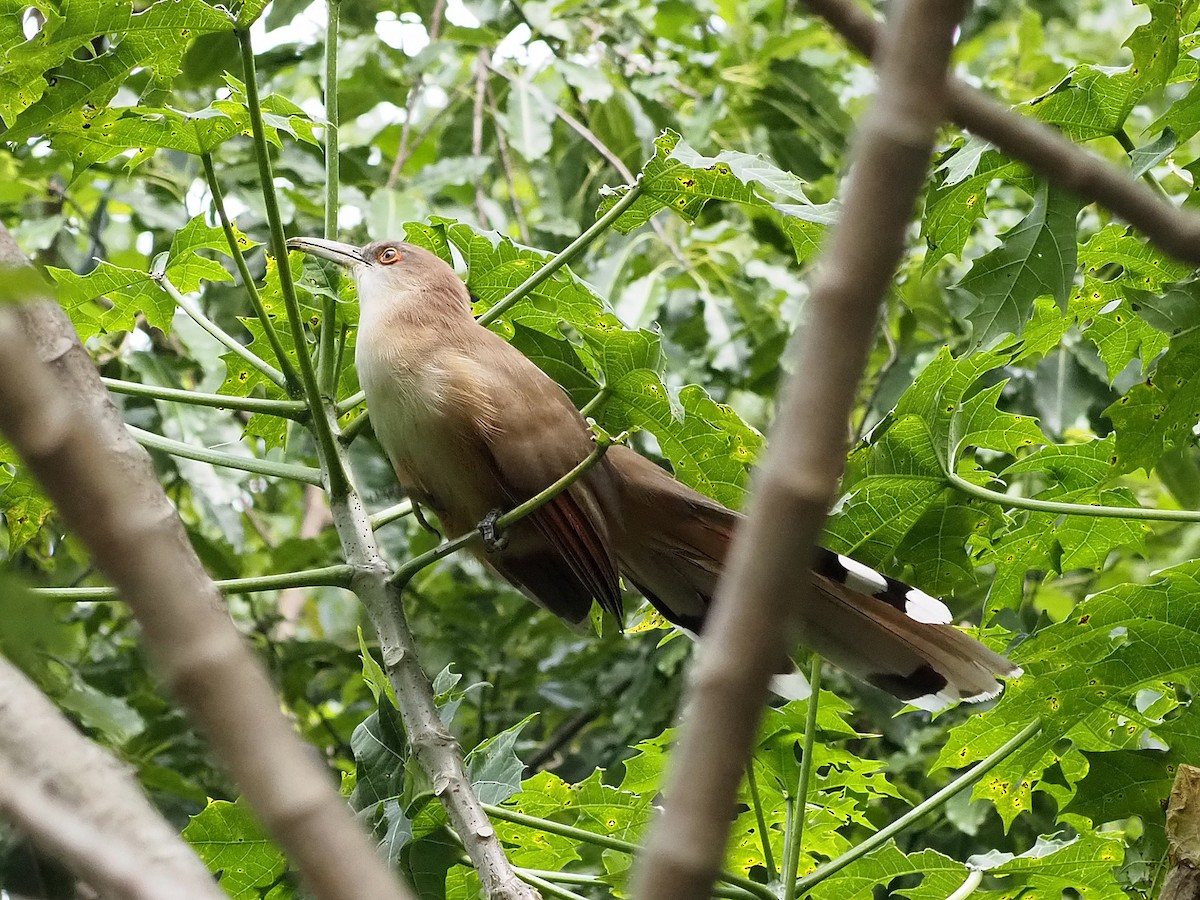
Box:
606 445 1020 710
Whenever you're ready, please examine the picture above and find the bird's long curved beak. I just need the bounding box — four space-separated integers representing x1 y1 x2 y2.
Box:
285 237 367 269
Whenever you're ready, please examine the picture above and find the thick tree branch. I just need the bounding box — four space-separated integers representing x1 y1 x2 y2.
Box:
631 2 967 897
0 657 223 900
0 226 412 900
806 0 1200 266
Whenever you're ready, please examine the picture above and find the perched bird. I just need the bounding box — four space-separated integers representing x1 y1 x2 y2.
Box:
287 236 1019 710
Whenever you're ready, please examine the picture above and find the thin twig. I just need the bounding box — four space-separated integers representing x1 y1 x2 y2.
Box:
486 81 530 242
318 0 342 395
473 49 493 229
945 468 1200 521
129 424 324 485
102 376 308 418
158 273 286 391
200 152 301 392
1114 127 1172 200
34 564 355 601
477 182 644 326
781 656 822 900
385 0 447 189
792 718 1042 894
238 29 347 499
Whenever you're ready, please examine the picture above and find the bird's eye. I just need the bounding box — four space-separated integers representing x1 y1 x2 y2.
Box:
377 246 402 264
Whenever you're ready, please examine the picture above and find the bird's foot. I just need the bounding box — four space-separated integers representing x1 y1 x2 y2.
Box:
478 508 509 552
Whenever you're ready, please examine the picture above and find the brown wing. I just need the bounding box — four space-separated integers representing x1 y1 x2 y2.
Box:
472 329 622 623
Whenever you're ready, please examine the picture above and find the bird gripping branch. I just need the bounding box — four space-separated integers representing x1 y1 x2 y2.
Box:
287 236 1019 711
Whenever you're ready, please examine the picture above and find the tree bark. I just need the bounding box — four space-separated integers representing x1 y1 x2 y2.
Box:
0 657 224 900
0 224 414 900
631 1 967 897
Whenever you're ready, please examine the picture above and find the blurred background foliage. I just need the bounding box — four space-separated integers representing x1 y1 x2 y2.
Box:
3 0 1200 897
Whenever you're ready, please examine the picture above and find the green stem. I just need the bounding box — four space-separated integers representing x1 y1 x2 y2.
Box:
35 564 354 601
158 274 286 390
390 436 620 589
337 408 371 445
947 469 1200 522
200 151 302 393
947 868 984 900
369 500 413 530
782 656 823 900
238 27 348 499
1115 127 1171 200
579 386 610 418
337 389 366 414
102 377 308 418
479 804 774 900
513 870 590 900
129 424 323 485
317 0 341 396
476 181 644 327
745 763 777 884
792 718 1043 896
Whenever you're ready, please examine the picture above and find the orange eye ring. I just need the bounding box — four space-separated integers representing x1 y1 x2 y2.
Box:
378 246 402 264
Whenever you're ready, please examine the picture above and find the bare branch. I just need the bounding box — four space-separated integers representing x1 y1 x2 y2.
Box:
0 657 223 900
473 49 493 230
386 0 448 189
631 2 968 896
806 0 1200 266
0 225 413 900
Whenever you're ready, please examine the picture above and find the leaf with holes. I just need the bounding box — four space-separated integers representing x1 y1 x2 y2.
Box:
183 800 286 898
940 559 1200 827
598 130 835 263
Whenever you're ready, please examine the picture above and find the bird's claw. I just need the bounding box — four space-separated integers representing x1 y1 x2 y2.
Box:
479 508 509 552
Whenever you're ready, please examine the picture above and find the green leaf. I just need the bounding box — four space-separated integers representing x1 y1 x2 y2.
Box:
48 262 172 339
809 844 966 900
958 181 1080 346
1064 749 1174 832
1026 0 1187 141
1105 330 1200 474
941 558 1200 826
828 340 1048 593
984 833 1126 899
348 698 411 863
500 73 554 161
184 800 286 899
598 130 834 263
465 712 536 805
598 375 763 508
922 145 1030 271
986 438 1149 612
1 0 233 144
57 676 145 745
0 443 54 550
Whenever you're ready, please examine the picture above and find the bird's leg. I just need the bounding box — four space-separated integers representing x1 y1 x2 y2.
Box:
478 508 509 552
411 500 441 538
